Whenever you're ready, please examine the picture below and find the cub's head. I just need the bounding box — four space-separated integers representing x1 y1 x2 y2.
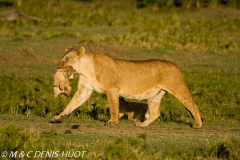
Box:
119 97 127 107
53 46 85 98
53 69 72 98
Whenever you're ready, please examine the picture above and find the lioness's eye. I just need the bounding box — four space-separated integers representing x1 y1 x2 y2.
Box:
65 57 68 61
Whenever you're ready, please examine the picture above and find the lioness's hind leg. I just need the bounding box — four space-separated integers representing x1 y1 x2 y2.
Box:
185 102 202 128
167 84 202 128
181 100 202 128
135 90 166 127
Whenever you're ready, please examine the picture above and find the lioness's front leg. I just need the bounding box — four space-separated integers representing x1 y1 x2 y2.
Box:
52 84 93 123
105 88 119 126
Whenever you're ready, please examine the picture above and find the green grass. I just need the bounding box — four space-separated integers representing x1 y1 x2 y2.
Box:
0 115 239 159
0 0 240 159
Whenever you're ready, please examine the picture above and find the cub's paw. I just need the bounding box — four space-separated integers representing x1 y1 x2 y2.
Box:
58 92 68 98
105 120 118 126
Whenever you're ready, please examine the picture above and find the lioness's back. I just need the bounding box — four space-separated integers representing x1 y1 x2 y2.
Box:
114 59 182 84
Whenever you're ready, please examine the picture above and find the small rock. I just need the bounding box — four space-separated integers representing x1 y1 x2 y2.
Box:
71 125 80 129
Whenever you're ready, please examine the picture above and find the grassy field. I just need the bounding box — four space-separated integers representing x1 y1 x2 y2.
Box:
0 0 240 159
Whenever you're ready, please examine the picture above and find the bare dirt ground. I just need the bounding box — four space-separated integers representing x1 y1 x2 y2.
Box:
1 115 239 145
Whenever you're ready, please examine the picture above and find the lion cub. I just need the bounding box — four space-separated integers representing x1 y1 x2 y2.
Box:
119 97 149 122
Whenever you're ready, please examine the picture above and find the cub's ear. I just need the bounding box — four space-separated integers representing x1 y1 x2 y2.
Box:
65 46 73 52
77 47 85 55
119 97 124 101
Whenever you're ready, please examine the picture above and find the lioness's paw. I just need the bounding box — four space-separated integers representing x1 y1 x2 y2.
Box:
105 121 118 126
51 115 63 123
192 123 202 128
134 122 148 127
51 114 69 123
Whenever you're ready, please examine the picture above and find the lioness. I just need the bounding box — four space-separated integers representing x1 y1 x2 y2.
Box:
119 97 149 122
52 46 202 128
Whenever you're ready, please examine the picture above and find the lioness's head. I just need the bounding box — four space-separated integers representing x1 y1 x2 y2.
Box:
53 46 85 98
53 46 77 98
57 46 85 69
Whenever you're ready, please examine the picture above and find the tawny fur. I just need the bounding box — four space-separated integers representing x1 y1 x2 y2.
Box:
119 97 149 122
52 46 202 128
53 69 72 98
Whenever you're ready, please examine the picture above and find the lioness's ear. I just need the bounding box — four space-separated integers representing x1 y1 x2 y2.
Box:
77 47 85 55
65 46 73 52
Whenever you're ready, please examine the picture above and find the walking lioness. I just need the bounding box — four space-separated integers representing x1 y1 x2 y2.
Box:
52 46 202 128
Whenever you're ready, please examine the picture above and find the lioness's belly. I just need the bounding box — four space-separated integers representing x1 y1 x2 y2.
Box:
120 87 161 100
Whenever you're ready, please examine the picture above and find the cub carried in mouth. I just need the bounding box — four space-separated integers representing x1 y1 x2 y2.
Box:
52 46 202 128
53 67 73 98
